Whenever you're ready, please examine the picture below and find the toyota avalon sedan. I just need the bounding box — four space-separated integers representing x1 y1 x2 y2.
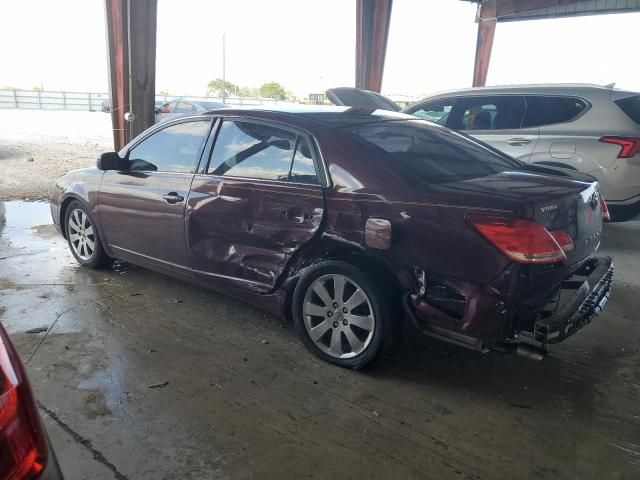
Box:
50 106 613 369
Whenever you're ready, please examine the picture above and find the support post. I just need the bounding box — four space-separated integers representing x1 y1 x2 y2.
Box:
355 0 393 93
472 0 497 87
105 0 157 151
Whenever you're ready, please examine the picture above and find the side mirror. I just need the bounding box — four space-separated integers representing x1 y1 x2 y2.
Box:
97 152 128 171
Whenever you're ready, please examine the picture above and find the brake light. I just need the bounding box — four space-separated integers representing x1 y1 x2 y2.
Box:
601 196 611 222
599 136 640 158
549 230 575 252
0 328 47 480
468 215 566 264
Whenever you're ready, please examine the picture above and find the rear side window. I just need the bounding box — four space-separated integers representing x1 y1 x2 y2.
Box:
615 95 640 125
451 96 526 131
289 138 319 184
522 96 588 128
207 120 319 184
342 120 523 185
128 120 210 173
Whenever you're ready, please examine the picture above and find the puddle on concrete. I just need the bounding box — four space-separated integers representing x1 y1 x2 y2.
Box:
0 201 55 256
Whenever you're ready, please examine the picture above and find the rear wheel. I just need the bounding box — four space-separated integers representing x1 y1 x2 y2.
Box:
65 201 108 268
292 260 396 369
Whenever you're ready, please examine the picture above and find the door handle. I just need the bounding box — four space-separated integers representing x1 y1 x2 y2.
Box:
507 138 532 146
162 192 184 204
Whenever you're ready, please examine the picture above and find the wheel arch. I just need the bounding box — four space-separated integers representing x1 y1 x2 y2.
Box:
59 194 84 239
280 236 407 322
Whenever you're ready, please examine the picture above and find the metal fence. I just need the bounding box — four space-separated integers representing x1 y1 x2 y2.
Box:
0 89 297 112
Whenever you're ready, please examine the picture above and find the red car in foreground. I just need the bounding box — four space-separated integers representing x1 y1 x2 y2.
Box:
51 106 613 368
0 324 63 480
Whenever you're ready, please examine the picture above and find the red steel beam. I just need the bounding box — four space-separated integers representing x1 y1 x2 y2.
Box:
356 0 393 93
473 0 497 87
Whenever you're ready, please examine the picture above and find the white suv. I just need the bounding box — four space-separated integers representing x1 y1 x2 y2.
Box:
328 84 640 220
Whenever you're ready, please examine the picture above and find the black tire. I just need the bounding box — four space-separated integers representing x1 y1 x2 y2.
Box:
608 205 640 222
64 200 109 268
292 260 397 369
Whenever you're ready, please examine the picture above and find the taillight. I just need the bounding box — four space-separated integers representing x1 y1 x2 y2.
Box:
601 196 611 222
0 328 47 480
549 229 575 253
599 136 640 158
468 215 567 264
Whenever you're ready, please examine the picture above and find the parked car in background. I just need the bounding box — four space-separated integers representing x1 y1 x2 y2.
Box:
51 106 612 369
328 84 640 221
101 99 166 115
155 99 228 123
0 323 63 479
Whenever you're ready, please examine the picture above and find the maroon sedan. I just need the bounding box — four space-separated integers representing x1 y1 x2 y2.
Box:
50 106 613 368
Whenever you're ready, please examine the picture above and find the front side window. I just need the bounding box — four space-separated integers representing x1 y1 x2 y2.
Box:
128 120 210 173
452 96 526 131
342 119 523 185
409 100 454 126
207 120 319 183
522 96 588 127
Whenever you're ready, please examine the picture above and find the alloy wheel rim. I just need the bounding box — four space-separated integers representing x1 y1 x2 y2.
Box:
68 208 95 261
302 274 375 359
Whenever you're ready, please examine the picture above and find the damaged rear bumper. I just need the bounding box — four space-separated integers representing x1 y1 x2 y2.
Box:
515 256 614 350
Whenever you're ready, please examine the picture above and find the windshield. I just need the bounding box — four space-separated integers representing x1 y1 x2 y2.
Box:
341 119 524 185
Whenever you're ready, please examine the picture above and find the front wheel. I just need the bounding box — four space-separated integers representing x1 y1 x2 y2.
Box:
64 201 109 268
292 260 397 369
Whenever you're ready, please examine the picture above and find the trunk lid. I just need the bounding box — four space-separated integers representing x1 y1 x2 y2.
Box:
532 181 603 264
437 170 603 264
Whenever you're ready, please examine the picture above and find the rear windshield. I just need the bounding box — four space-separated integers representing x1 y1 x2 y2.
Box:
615 95 640 125
341 120 523 184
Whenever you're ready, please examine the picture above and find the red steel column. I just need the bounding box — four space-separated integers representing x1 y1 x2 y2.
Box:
105 0 128 150
356 0 393 93
472 0 497 87
105 0 157 151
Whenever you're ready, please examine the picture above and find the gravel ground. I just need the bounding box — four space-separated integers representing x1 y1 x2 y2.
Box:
0 109 113 200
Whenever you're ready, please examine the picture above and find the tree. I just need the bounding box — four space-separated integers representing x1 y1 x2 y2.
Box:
158 89 170 96
259 82 287 100
239 86 260 98
207 78 239 97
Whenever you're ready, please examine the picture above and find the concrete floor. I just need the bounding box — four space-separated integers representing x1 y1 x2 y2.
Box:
1 200 639 480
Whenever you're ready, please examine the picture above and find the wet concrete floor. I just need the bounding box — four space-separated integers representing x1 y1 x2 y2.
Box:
0 200 639 479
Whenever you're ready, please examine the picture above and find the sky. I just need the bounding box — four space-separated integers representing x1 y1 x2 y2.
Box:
1 0 639 99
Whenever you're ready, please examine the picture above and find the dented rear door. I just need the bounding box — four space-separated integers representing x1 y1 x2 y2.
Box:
186 118 326 292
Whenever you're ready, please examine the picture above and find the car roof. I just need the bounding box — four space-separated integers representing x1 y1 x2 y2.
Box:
199 104 418 126
421 83 617 100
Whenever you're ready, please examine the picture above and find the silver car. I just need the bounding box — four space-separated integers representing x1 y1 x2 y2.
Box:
328 84 640 220
155 99 228 123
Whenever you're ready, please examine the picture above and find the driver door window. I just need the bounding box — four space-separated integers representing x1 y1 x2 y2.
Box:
128 120 211 173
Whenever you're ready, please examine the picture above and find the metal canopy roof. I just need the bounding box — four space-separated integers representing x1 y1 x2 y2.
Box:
466 0 640 22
